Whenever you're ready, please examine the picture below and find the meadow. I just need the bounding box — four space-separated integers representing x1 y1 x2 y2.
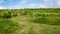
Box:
0 8 60 34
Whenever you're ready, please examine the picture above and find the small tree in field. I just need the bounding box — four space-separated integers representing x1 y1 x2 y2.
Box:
0 11 18 19
3 12 11 19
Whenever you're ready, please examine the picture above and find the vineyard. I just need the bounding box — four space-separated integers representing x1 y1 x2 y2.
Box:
0 8 60 34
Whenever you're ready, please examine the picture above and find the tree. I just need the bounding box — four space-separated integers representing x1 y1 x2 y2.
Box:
0 11 18 19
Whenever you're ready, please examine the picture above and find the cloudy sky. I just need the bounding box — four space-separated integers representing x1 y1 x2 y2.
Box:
0 0 60 9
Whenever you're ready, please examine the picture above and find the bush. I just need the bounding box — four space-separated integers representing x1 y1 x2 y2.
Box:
0 11 18 19
29 16 60 26
30 17 48 24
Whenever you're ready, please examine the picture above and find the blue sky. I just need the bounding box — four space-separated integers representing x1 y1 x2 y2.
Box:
0 0 60 9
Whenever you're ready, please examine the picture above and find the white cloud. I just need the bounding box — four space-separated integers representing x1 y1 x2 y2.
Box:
38 4 48 8
7 0 29 9
24 3 48 8
20 0 48 8
44 0 60 7
44 0 53 6
55 0 60 7
0 6 7 9
20 0 28 4
7 2 48 9
44 0 48 2
7 0 54 9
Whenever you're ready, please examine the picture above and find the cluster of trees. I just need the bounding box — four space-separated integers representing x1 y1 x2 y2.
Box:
0 8 60 19
22 8 60 25
0 10 21 33
21 8 60 17
0 11 19 19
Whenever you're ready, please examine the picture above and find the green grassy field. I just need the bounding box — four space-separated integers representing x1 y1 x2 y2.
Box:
0 8 60 34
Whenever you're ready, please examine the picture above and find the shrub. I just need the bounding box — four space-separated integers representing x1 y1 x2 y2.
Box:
0 11 18 19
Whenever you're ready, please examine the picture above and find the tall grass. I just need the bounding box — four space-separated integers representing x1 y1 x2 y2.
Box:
0 19 21 34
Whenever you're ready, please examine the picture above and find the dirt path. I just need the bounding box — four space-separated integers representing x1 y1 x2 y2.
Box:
16 16 31 34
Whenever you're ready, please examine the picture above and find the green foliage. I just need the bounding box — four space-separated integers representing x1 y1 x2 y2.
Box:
0 10 21 34
0 11 18 19
0 8 60 26
21 8 60 26
0 19 20 34
27 27 36 34
0 8 60 34
3 12 11 19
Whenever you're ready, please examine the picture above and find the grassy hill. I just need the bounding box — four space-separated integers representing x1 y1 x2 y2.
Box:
0 8 60 34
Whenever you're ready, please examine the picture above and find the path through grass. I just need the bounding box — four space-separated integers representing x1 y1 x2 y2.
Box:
16 16 60 34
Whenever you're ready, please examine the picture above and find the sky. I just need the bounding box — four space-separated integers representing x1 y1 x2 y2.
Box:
0 0 60 9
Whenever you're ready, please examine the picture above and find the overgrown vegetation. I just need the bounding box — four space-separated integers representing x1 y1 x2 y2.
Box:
0 19 20 33
0 8 60 34
0 11 21 34
21 8 60 26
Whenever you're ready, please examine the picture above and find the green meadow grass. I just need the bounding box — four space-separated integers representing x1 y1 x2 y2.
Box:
0 18 23 34
0 19 15 33
0 8 60 34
